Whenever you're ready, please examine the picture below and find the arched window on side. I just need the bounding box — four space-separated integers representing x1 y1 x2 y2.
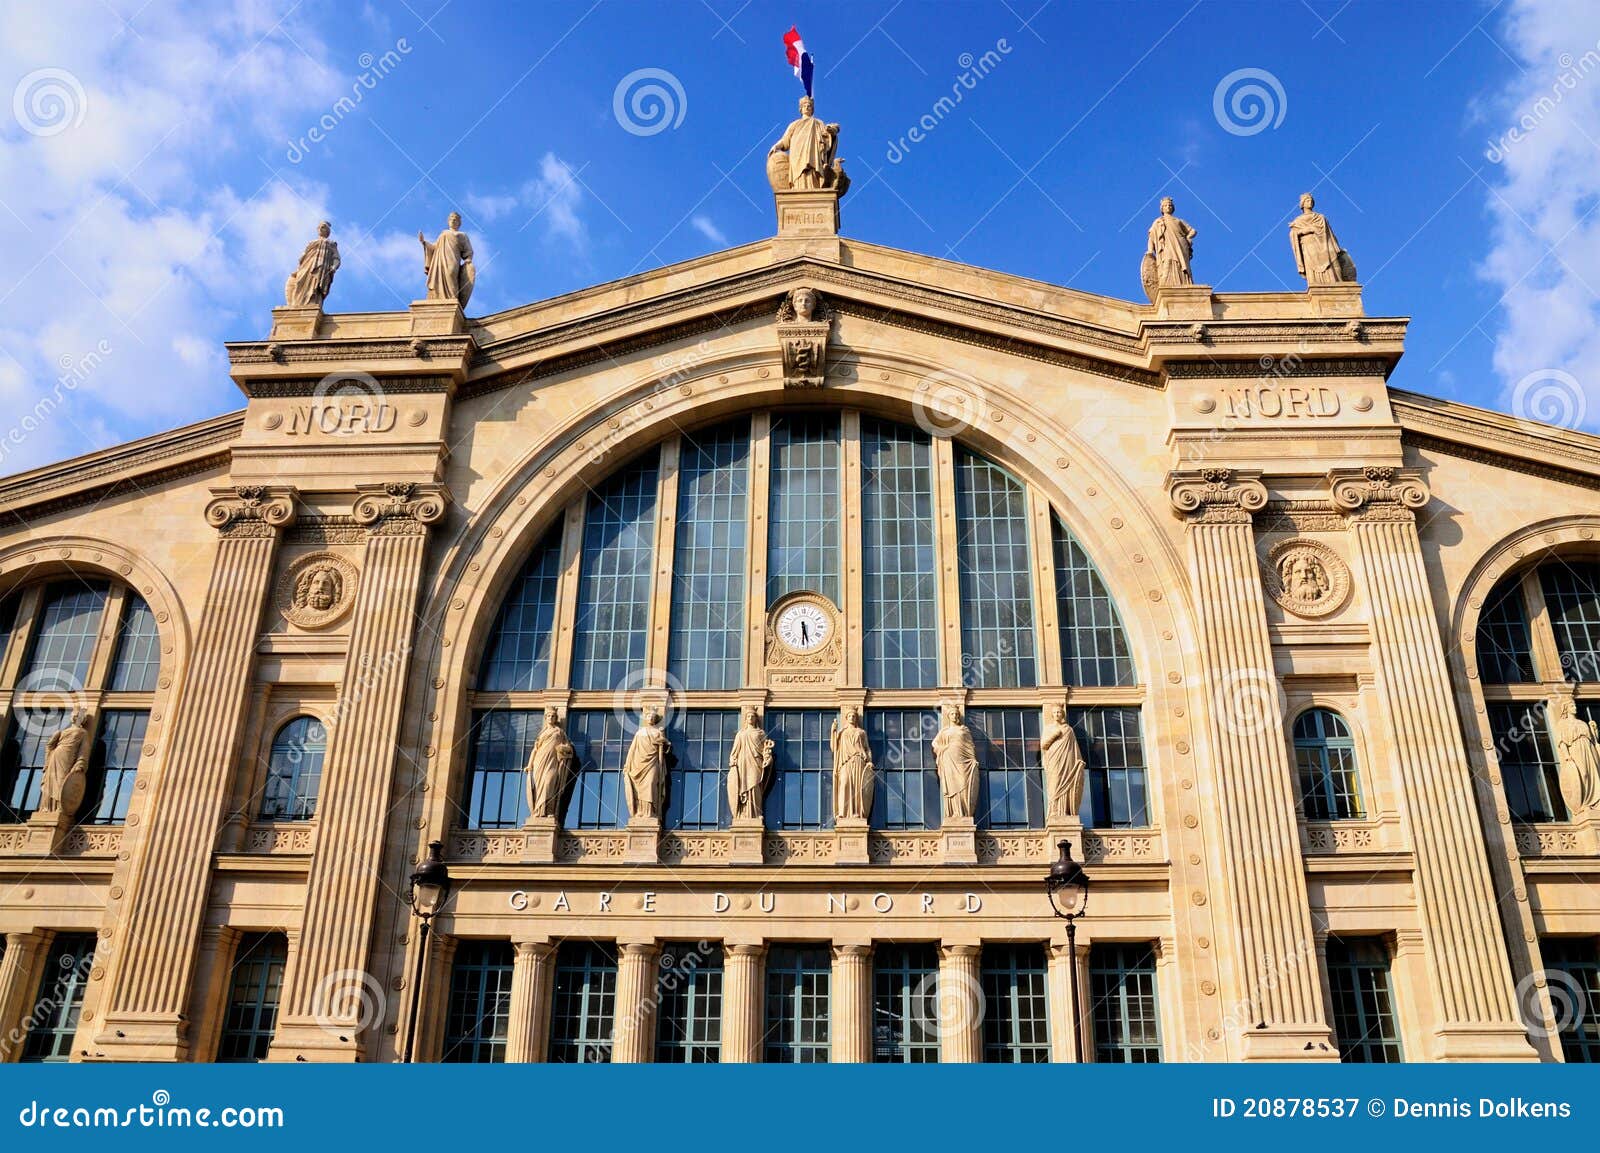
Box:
1052 514 1135 688
1292 709 1364 821
260 717 327 821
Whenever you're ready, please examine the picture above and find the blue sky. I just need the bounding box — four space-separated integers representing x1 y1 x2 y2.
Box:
1 0 1597 471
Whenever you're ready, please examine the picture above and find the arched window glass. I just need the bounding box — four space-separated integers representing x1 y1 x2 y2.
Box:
767 413 840 603
955 451 1036 688
563 711 628 829
1077 706 1149 828
861 419 938 688
260 717 327 821
571 457 658 692
666 710 737 830
1292 709 1364 821
23 582 107 691
479 527 563 691
1539 563 1600 683
972 707 1042 829
668 423 749 691
462 710 540 829
765 709 833 830
1488 702 1563 822
1475 578 1535 684
1053 515 1135 687
867 709 939 830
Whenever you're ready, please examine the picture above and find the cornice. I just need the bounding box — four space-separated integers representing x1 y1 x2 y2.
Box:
1393 389 1600 485
1405 432 1600 494
1164 355 1395 380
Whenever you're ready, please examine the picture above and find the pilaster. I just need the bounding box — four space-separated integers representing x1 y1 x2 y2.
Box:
1165 468 1335 1060
270 481 448 1062
831 942 871 1063
721 942 766 1063
612 940 661 1063
937 942 982 1063
0 930 52 1062
505 941 556 1063
94 485 296 1061
1328 466 1537 1061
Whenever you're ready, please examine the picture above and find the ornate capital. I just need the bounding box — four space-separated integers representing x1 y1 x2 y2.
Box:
1166 468 1268 524
1327 466 1429 522
352 481 450 534
204 485 297 537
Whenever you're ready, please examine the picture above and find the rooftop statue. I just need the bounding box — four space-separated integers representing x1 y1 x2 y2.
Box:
284 221 340 309
418 211 475 307
1288 193 1357 285
768 96 849 196
1142 196 1197 299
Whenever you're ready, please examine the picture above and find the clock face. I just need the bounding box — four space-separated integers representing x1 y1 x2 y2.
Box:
776 602 831 652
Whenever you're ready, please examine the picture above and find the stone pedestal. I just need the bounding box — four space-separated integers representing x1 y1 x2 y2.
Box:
773 188 842 261
940 816 977 865
520 816 558 864
408 299 465 336
1152 284 1214 320
624 817 661 864
23 810 71 855
1046 817 1084 862
835 817 869 865
269 305 322 340
1306 283 1364 317
730 817 765 865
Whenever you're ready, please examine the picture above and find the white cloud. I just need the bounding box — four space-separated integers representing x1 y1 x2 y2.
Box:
691 215 728 247
521 152 586 247
464 192 520 224
1480 0 1600 430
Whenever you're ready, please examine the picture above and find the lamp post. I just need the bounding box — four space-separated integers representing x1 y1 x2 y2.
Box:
402 839 452 1063
1044 838 1090 1062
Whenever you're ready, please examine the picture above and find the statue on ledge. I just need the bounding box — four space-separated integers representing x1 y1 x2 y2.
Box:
38 710 91 818
418 211 475 308
623 705 671 822
728 705 774 821
1289 193 1357 285
830 706 873 821
933 704 979 821
525 707 576 821
284 221 340 308
1042 703 1086 822
1554 699 1600 817
1141 196 1197 299
768 96 849 196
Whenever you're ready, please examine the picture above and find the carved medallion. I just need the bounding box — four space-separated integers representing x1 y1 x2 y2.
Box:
765 591 843 682
279 551 359 630
776 288 832 387
1264 538 1349 618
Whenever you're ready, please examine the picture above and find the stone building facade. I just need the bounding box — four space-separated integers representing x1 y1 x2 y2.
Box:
0 179 1596 1065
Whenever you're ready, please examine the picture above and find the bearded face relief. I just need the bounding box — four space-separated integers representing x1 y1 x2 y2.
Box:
280 552 359 629
1265 539 1350 619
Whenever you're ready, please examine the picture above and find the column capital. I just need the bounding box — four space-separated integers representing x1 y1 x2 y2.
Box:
513 939 556 962
938 942 982 961
1326 466 1429 522
831 943 873 960
204 484 297 536
1166 468 1267 524
352 481 450 534
726 942 768 960
618 940 661 959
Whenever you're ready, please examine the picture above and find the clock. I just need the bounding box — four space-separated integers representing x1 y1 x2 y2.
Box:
776 601 831 653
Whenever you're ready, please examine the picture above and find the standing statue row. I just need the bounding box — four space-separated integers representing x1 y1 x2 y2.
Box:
36 710 92 819
1141 193 1357 300
1554 699 1600 818
282 212 476 312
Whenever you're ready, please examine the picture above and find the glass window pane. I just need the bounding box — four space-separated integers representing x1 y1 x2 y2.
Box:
571 457 658 692
666 710 738 830
1089 943 1162 1062
1475 577 1536 684
971 707 1042 830
955 451 1036 687
866 709 939 830
1053 514 1135 687
461 710 542 830
981 943 1049 1062
21 933 95 1062
1542 937 1600 1063
0 713 52 822
22 583 107 693
479 526 564 691
1325 937 1404 1062
655 942 724 1063
765 710 834 831
872 944 939 1062
443 940 514 1064
259 716 328 822
564 711 628 829
1542 563 1600 684
861 419 938 688
1292 708 1364 821
668 422 750 691
1075 706 1150 829
764 945 830 1062
767 413 840 604
82 709 147 825
108 595 161 692
1489 702 1564 822
550 942 617 1063
216 933 287 1062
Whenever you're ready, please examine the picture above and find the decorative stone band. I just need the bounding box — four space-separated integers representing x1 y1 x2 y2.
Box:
1327 465 1430 523
1166 467 1269 524
203 484 298 537
351 481 450 535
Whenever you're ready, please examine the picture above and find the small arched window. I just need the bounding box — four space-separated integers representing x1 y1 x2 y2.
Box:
1292 709 1363 821
260 717 327 821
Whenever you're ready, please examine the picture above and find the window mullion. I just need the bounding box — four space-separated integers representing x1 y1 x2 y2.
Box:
1029 491 1063 686
745 413 772 689
841 410 864 686
86 585 127 699
1520 568 1565 687
647 438 681 675
930 435 962 686
549 497 586 692
1 585 44 695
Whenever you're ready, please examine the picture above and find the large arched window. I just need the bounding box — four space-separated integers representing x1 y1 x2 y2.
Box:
462 411 1144 834
0 579 159 827
260 716 327 821
1475 559 1600 823
1292 708 1363 821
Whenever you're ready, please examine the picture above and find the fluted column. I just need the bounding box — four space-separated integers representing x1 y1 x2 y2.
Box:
1048 940 1087 1063
95 486 296 1061
612 941 661 1063
831 943 872 1063
271 482 448 1062
1329 467 1535 1060
1166 469 1333 1060
937 943 982 1063
505 941 555 1063
721 943 766 1062
0 930 52 1062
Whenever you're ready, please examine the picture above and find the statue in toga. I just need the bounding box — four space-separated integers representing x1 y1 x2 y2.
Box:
419 211 475 307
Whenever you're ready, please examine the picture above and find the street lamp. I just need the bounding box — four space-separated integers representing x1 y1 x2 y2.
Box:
402 839 452 1063
1044 838 1090 1062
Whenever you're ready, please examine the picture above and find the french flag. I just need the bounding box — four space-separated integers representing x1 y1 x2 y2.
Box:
783 26 814 97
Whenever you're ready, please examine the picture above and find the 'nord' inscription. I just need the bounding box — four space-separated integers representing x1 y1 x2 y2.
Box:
1220 385 1341 420
285 400 398 435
